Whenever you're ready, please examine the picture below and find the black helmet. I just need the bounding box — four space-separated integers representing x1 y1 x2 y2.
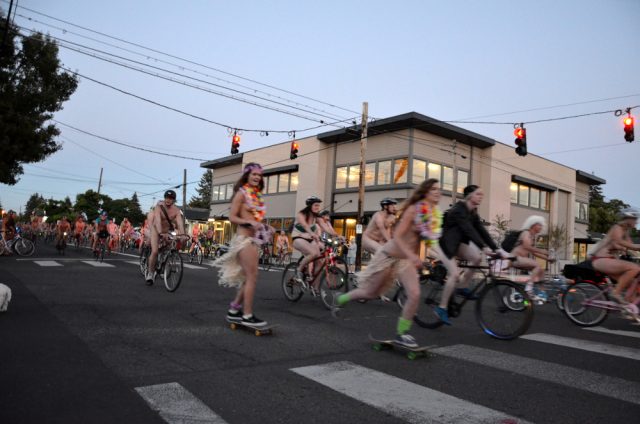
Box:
164 190 177 200
319 210 331 217
380 197 397 207
305 196 322 206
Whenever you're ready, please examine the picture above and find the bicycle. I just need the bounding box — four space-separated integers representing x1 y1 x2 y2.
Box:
561 264 640 326
394 256 534 340
188 241 204 265
94 237 107 262
142 232 184 292
281 233 348 310
273 247 292 269
5 234 36 257
56 232 68 255
258 243 273 271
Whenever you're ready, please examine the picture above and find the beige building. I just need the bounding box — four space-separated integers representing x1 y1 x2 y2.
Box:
201 112 604 262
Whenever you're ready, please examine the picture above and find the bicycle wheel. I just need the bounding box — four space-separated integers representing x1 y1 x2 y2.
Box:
408 279 446 329
100 245 105 262
282 263 304 302
139 246 149 276
476 280 533 340
197 248 203 265
562 281 608 327
320 265 348 310
282 252 292 267
164 251 183 292
14 238 35 256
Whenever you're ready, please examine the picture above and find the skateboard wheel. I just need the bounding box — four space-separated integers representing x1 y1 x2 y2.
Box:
407 352 417 360
255 330 261 336
230 323 237 330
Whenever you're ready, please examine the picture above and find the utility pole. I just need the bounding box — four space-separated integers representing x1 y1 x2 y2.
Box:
183 169 187 209
1 0 14 57
97 167 103 195
355 102 368 271
451 139 457 204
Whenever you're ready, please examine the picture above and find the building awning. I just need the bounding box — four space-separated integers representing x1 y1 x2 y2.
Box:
576 170 606 186
317 112 496 148
512 175 557 192
200 154 243 169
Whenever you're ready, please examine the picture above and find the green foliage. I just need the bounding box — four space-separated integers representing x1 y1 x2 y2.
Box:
128 193 145 226
24 193 46 218
588 185 629 233
189 170 212 209
0 14 78 184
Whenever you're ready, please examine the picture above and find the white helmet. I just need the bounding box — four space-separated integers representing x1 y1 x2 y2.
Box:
619 207 639 220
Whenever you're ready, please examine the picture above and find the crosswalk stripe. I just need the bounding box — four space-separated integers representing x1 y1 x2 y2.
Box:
125 260 141 266
584 326 640 339
33 260 63 267
521 333 640 361
183 263 207 270
434 344 640 406
135 382 228 424
291 361 531 424
81 261 116 268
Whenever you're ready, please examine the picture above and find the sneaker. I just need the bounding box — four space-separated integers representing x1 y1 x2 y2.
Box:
241 314 267 327
525 288 544 305
455 288 478 300
310 286 320 297
435 306 452 325
395 333 418 348
145 271 154 285
379 295 391 302
227 309 243 322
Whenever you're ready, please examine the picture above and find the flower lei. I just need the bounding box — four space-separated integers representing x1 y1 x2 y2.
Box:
415 201 442 245
242 184 266 222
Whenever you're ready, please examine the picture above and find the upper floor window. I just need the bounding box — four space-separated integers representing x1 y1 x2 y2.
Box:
510 182 550 211
413 159 468 194
575 201 589 222
336 158 408 189
264 171 299 194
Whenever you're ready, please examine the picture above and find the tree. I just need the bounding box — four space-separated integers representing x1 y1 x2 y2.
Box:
588 185 629 234
0 13 78 184
490 214 511 245
189 170 212 209
128 192 145 226
24 192 45 218
75 190 111 221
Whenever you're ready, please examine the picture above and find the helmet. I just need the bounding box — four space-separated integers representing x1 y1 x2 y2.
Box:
100 211 108 218
305 196 322 206
619 207 639 220
319 210 331 217
164 190 177 200
380 197 397 207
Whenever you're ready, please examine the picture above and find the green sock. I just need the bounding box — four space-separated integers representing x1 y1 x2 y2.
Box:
337 293 351 306
397 317 412 335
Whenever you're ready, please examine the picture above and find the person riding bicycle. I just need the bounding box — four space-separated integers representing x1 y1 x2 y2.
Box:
146 190 187 284
92 211 111 253
335 179 443 348
56 216 71 250
2 210 17 242
188 224 201 256
291 196 323 293
363 198 397 254
436 184 508 325
589 208 640 304
276 230 290 258
73 215 86 246
508 216 554 302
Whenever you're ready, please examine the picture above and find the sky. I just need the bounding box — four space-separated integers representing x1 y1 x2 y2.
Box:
1 0 639 216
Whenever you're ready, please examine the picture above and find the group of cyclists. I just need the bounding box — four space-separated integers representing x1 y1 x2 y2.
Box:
209 162 640 348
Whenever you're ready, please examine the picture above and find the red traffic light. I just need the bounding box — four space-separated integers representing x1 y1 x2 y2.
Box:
624 116 634 126
290 141 299 160
232 135 240 144
623 115 635 142
514 128 526 139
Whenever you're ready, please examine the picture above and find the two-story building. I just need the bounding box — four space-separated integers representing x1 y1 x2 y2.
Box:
201 112 605 262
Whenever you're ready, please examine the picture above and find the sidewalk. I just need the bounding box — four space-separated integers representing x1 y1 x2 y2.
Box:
0 270 163 424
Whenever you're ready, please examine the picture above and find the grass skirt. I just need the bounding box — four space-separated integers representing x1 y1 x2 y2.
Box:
355 250 411 293
213 235 256 288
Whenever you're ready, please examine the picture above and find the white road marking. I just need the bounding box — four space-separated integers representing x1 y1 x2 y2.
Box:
135 382 228 424
183 263 207 270
81 261 116 268
125 260 141 266
521 333 640 361
584 326 640 339
290 361 531 424
33 260 63 267
434 344 640 405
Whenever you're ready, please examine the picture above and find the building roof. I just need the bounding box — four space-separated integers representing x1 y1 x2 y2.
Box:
317 111 496 148
576 170 606 185
200 154 243 170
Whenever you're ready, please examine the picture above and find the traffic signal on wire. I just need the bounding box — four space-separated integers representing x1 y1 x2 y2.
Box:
623 116 635 142
290 141 299 160
514 127 527 157
231 133 240 154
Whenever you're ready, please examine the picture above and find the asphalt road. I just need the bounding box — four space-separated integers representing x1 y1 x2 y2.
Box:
1 242 639 424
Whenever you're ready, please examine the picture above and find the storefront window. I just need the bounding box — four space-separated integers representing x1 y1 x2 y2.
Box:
393 158 408 184
442 166 453 192
457 170 468 194
282 217 294 233
413 159 426 183
278 173 290 192
365 162 375 186
348 165 360 188
427 163 441 180
377 160 391 185
336 167 348 189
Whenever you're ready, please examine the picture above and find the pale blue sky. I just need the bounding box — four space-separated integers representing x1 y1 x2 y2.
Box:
1 0 639 215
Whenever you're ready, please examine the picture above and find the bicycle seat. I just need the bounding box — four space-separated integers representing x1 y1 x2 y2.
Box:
562 261 605 283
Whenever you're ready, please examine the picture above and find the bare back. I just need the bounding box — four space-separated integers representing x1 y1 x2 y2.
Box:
365 211 392 243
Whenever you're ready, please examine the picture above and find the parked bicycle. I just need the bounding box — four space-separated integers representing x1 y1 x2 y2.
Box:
395 255 534 340
281 233 348 310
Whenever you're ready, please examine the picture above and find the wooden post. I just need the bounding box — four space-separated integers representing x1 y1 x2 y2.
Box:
355 102 368 271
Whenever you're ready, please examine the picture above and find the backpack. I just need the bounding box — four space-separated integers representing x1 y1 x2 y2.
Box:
501 230 523 252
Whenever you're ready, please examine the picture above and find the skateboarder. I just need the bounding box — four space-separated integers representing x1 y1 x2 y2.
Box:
334 179 443 348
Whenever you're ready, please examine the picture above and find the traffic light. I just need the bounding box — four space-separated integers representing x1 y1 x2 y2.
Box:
514 127 527 157
231 133 240 154
290 141 299 160
623 116 635 142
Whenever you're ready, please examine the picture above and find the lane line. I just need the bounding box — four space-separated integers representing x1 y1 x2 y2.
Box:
81 261 116 268
125 260 141 266
33 260 63 267
135 382 229 424
290 361 531 424
584 326 640 339
521 333 640 361
183 263 208 270
434 344 640 405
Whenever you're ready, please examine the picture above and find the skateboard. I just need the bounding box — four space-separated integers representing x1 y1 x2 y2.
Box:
368 334 436 360
226 318 276 336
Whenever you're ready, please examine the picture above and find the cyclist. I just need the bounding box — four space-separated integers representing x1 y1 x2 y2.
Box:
56 216 71 250
276 230 290 261
213 163 273 327
92 211 111 253
188 224 201 255
120 218 132 248
107 218 119 253
363 198 397 254
73 215 86 247
435 184 508 324
335 179 443 348
139 207 155 253
589 208 640 304
147 190 187 284
508 216 554 301
291 196 323 293
2 210 17 242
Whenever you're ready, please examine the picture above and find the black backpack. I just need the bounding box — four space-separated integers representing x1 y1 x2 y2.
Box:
501 230 523 252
